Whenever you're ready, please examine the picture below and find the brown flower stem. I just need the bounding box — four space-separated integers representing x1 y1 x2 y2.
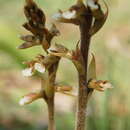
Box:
47 98 55 130
75 9 93 130
46 61 59 130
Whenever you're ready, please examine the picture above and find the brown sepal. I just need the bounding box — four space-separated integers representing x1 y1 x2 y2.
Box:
24 0 46 28
89 0 108 35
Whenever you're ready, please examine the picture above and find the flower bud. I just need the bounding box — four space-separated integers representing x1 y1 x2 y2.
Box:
19 92 42 106
20 35 35 42
18 42 34 49
48 44 72 59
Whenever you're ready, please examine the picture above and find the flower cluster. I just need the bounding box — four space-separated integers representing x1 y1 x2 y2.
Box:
53 0 108 35
19 0 75 103
18 0 61 105
19 0 112 106
22 55 45 77
18 0 60 51
18 1 112 130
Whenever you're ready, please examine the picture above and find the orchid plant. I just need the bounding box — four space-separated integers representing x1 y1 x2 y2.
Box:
18 0 112 130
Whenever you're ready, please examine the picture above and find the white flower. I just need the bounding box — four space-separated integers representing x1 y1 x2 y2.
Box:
19 97 30 106
22 62 45 77
22 68 33 77
62 10 76 19
34 63 45 73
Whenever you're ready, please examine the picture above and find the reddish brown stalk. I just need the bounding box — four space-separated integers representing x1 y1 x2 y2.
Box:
75 9 93 130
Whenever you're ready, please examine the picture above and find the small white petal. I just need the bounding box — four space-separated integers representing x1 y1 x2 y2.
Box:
52 12 62 20
62 10 76 19
34 63 45 73
19 97 30 106
88 0 98 10
104 83 113 89
22 68 33 77
100 82 113 89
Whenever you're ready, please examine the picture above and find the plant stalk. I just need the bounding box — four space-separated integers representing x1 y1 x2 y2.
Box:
46 61 59 130
47 97 55 130
75 9 93 130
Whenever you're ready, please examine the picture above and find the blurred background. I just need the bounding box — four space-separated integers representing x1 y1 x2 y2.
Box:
0 0 130 130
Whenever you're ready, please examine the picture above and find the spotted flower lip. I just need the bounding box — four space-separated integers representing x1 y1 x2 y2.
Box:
22 62 45 77
88 79 113 92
